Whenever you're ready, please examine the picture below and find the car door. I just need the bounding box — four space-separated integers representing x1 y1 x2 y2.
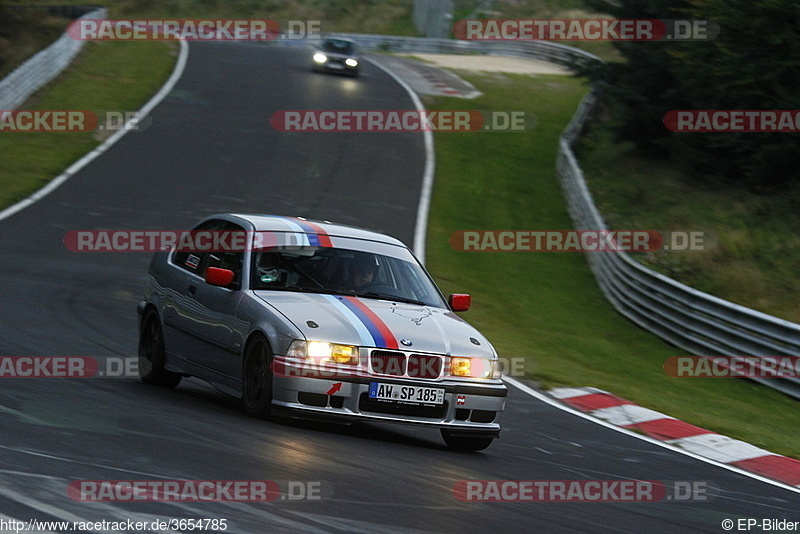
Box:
168 219 247 386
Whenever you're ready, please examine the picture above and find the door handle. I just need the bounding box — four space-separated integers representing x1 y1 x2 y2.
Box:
188 284 197 295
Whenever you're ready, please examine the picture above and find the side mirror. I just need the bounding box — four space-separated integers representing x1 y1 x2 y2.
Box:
205 267 234 287
449 293 471 312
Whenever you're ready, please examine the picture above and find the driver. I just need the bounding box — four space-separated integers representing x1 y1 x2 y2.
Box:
345 255 378 292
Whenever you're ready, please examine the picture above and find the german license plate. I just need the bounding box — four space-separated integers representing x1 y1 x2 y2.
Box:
368 382 444 405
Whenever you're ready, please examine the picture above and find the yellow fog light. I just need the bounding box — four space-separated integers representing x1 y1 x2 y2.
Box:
450 357 494 378
331 344 358 365
450 357 471 377
302 341 359 365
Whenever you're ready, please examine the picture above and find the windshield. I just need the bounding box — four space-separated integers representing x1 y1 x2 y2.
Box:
322 39 356 55
251 246 447 308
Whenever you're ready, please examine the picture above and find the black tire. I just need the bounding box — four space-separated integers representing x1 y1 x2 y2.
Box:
242 335 274 419
441 429 495 451
138 312 182 388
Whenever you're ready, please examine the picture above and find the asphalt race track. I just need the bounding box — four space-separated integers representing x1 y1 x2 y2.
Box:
0 42 797 533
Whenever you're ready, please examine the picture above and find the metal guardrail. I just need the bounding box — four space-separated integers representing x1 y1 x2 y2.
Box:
558 92 800 398
0 7 107 111
329 33 602 71
336 33 800 398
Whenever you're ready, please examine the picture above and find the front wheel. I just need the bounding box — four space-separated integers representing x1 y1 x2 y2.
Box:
138 312 182 388
441 429 495 451
242 335 274 419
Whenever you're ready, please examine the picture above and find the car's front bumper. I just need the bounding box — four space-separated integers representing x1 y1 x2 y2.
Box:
314 57 358 74
271 356 507 436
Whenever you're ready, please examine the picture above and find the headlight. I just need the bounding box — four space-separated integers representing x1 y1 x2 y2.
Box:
449 357 495 378
286 340 358 365
313 53 327 64
345 58 358 67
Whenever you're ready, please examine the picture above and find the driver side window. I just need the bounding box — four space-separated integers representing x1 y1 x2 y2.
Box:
202 222 245 289
172 220 245 289
172 220 220 275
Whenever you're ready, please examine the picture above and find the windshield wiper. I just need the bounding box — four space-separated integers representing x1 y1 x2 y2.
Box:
357 292 426 306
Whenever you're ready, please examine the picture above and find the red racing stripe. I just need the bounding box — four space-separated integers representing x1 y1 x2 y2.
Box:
344 297 399 349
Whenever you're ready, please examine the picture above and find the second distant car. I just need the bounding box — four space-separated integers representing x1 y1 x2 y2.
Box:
312 37 360 77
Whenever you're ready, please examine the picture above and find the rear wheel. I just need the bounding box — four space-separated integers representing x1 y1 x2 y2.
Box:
441 429 495 451
138 312 182 388
242 335 274 419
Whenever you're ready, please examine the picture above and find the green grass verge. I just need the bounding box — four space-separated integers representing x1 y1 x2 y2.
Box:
424 72 800 459
0 39 177 209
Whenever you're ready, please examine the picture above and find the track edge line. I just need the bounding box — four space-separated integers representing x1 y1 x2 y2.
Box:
365 55 435 264
0 39 191 223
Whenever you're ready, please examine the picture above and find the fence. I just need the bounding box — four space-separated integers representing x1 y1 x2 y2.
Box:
330 33 602 71
0 7 107 111
558 92 800 398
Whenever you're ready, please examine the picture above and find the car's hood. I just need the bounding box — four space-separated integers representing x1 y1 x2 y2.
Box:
253 291 495 358
317 49 355 59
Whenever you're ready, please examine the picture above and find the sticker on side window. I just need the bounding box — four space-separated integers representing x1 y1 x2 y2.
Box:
185 254 201 270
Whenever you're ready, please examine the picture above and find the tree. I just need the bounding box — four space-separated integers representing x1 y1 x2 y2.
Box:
666 0 800 190
582 0 690 155
584 0 800 190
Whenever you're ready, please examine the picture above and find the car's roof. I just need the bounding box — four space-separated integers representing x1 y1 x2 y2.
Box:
216 213 407 248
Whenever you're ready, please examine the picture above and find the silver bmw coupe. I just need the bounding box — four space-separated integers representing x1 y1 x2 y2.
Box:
138 214 507 450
